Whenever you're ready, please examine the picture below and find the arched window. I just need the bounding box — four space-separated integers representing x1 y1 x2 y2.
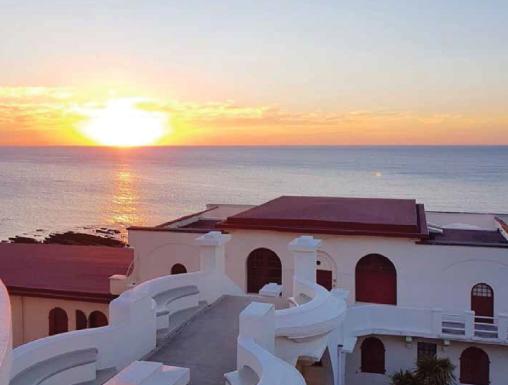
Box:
49 307 68 336
471 283 494 323
171 263 187 275
460 347 489 385
361 337 385 374
89 311 108 328
355 254 396 305
246 248 282 293
76 310 87 330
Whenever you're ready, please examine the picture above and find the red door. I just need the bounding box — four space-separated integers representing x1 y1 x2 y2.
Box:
355 254 396 305
247 248 282 293
460 347 489 385
471 283 494 323
317 269 333 290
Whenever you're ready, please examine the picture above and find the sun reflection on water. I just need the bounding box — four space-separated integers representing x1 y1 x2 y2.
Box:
106 165 145 235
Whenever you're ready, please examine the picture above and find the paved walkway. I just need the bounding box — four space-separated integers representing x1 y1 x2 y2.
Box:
147 295 287 385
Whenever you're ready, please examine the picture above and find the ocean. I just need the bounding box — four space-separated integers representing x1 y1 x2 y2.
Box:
0 146 507 241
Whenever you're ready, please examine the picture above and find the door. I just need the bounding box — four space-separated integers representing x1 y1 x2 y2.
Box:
247 248 282 293
355 254 397 305
471 283 494 323
317 269 333 290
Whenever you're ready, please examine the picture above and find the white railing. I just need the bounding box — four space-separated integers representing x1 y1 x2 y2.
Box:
231 336 306 385
343 304 508 353
275 278 346 339
0 281 12 385
11 289 156 384
226 302 306 385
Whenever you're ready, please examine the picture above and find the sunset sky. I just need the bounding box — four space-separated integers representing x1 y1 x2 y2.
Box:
1 1 507 146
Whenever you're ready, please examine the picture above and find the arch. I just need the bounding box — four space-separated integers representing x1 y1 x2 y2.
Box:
360 337 385 374
75 310 87 330
49 307 68 336
316 251 336 290
355 254 397 305
460 347 489 385
246 248 282 293
171 263 187 275
89 311 108 328
471 283 494 323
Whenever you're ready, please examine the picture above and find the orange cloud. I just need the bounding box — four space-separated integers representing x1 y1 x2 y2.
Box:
0 87 506 146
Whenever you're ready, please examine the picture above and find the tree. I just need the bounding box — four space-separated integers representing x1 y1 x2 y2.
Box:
391 370 419 385
415 356 456 385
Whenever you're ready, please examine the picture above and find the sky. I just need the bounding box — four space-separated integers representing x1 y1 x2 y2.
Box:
0 0 507 146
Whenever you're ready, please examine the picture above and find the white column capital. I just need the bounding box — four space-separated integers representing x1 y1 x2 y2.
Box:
288 235 322 252
195 231 231 247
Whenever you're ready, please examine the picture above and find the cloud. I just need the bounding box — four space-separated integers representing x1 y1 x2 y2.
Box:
0 86 506 145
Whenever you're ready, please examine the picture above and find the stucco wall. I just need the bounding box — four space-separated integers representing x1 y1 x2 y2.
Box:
10 295 109 347
225 229 508 314
346 335 508 385
130 227 508 314
128 230 201 282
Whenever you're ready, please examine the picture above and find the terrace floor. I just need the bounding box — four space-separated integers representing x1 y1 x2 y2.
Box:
147 295 287 385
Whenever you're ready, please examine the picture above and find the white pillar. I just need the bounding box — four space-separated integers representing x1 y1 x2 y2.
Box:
431 308 443 335
289 235 322 283
195 231 231 274
465 310 475 338
498 313 508 340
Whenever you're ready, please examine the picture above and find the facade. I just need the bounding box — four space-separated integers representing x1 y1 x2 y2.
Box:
0 195 507 385
0 243 132 346
126 196 508 385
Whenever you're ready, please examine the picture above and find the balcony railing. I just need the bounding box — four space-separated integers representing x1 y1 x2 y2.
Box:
343 303 508 352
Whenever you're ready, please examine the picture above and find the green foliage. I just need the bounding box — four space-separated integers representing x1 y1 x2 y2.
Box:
390 370 419 385
391 356 456 385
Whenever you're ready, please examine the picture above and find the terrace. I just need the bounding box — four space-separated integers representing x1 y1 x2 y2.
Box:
0 232 345 385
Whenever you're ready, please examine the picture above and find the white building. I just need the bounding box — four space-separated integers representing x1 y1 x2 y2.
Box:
0 195 507 385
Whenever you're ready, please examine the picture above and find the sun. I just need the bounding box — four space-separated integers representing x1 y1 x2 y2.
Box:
80 98 170 147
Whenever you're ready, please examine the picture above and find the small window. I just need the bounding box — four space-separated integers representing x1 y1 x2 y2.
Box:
76 310 87 330
417 342 437 362
361 337 385 374
472 283 493 297
89 311 108 328
171 263 187 275
49 307 68 336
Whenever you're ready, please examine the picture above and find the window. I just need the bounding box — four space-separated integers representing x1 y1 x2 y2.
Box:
246 248 282 293
49 307 68 336
361 337 385 374
171 263 187 275
471 283 494 323
355 254 397 305
472 283 493 298
460 347 489 385
76 310 87 330
417 342 436 362
89 311 108 328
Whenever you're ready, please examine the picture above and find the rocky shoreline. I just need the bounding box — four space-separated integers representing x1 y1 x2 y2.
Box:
5 228 127 248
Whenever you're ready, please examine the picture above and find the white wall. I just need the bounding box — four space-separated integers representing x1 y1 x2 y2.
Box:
224 229 508 314
128 230 201 282
346 335 508 385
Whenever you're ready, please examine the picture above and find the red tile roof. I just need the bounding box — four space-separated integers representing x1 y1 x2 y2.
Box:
219 196 428 239
0 244 133 303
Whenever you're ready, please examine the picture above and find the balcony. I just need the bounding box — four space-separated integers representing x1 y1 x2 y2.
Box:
343 303 508 352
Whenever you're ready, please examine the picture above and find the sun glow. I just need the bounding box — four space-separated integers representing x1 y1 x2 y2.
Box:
80 98 169 147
